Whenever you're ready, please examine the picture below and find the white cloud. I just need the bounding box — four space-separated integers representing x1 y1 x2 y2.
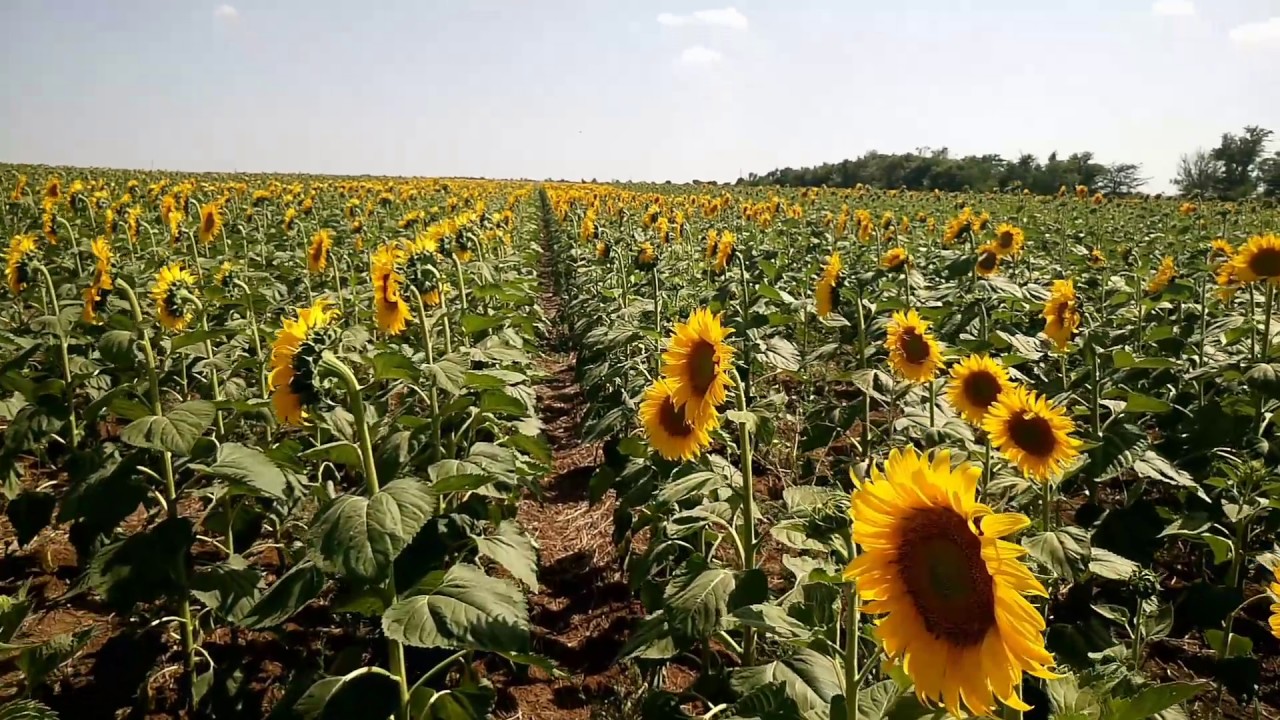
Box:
1229 17 1280 46
679 45 723 65
1151 0 1194 17
658 7 748 31
214 4 239 22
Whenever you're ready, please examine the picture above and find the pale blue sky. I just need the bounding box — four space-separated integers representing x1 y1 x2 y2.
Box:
1 1 1278 191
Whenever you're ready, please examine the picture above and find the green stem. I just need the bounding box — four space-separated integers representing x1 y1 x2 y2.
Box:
843 570 860 720
36 265 78 448
453 255 469 317
1260 282 1274 362
234 280 269 399
198 309 226 438
414 291 443 462
330 253 347 319
731 368 756 666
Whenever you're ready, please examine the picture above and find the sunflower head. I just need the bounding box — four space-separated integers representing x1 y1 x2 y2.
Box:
284 207 298 233
150 262 199 331
1042 278 1081 351
198 202 223 244
1075 184 1088 199
885 309 943 383
714 232 737 273
1232 234 1280 285
6 234 39 296
214 261 238 290
983 386 1082 482
635 242 658 271
82 273 114 325
661 308 735 428
976 244 1000 277
1179 201 1197 216
1209 238 1235 261
372 243 412 335
639 379 718 461
880 247 909 271
308 229 334 274
948 355 1012 426
993 223 1024 256
90 236 112 274
845 446 1057 717
1146 256 1176 294
269 299 340 426
1087 248 1106 267
704 229 719 260
595 241 610 261
43 177 61 202
1217 260 1242 302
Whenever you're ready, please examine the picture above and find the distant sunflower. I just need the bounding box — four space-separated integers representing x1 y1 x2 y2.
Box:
1075 184 1088 200
948 355 1012 426
82 273 113 324
983 387 1082 482
1146 256 1176 294
1209 238 1235 261
284 207 298 233
1087 248 1106 267
371 244 412 335
421 280 450 308
704 229 719 260
125 206 141 245
639 379 718 462
6 234 38 296
815 251 843 318
943 208 973 246
992 223 1024 257
269 299 339 426
213 261 237 290
976 244 1000 277
1179 201 1197 216
308 229 333 274
636 242 658 271
41 200 58 245
880 247 909 271
198 202 223 244
1217 260 1242 302
844 446 1058 718
1232 233 1280 285
1042 279 1081 351
43 177 61 202
885 310 942 383
714 231 737 273
150 262 198 331
661 308 735 428
595 241 610 260
1091 192 1105 206
10 175 28 203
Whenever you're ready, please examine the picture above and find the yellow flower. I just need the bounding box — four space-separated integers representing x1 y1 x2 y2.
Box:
661 308 735 428
284 206 298 233
983 387 1082 482
150 262 199 331
639 379 718 461
125 206 141 245
1209 239 1235 261
948 355 1012 427
1269 581 1280 640
1232 233 1280 285
880 247 909 271
1075 184 1088 200
41 199 58 245
372 244 412 335
1146 256 1176 294
885 310 942 383
9 174 27 202
704 229 719 260
993 223 1024 257
1043 279 1081 351
714 231 736 273
198 202 223 244
844 446 1057 718
43 177 61 202
1217 259 1242 302
1179 201 1197 216
815 252 843 317
213 261 237 289
943 208 973 246
595 241 609 260
6 234 38 295
976 244 1000 277
1087 248 1105 267
308 229 333 274
636 242 658 271
269 299 339 426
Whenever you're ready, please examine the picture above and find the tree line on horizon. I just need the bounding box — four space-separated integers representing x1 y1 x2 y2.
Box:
735 125 1280 200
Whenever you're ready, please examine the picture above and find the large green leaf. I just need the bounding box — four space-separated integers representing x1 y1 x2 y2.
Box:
238 560 326 629
472 521 538 591
730 648 842 717
665 566 735 640
5 490 55 547
408 677 496 720
381 563 529 652
308 479 437 582
295 668 402 720
1109 682 1204 720
119 400 216 455
191 556 261 623
1024 527 1091 580
194 442 288 498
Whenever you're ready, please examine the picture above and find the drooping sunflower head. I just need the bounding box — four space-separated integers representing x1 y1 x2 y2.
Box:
844 446 1057 718
1268 580 1280 640
983 386 1082 482
125 206 141 244
976 244 1000 277
81 272 113 325
880 247 909 271
1091 192 1105 206
704 229 719 260
8 174 27 202
150 262 199 331
40 199 58 245
815 251 844 318
885 309 942 383
595 241 610 261
993 223 1024 257
1042 278 1081 351
308 229 334 274
948 354 1012 427
43 177 61 202
1209 238 1235 261
1146 256 1176 294
714 231 737 274
635 242 658 271
1217 260 1242 302
1232 233 1280 285
639 379 718 462
371 243 412 335
198 202 223 244
943 208 973 246
661 308 735 428
213 261 238 290
283 206 299 233
6 234 39 296
821 251 843 283
1179 201 1197 216
269 299 340 426
1075 184 1088 200
90 235 112 275
1087 247 1106 267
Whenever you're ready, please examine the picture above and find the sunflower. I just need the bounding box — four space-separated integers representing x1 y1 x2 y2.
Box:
213 261 237 290
983 387 1082 482
815 252 843 318
714 231 737 273
636 242 658 271
125 206 141 245
6 234 38 295
1075 184 1088 200
639 379 718 461
943 208 973 246
1269 581 1280 640
948 355 1012 426
704 229 719 260
43 177 61 202
595 241 610 260
880 247 909 271
82 273 113 324
1146 256 1176 294
1179 201 1197 216
1087 248 1106 267
1217 260 1242 302
198 202 223 244
1042 279 1080 351
976 244 1000 277
992 224 1024 257
1232 233 1280 285
9 174 27 202
421 280 450 308
885 310 943 383
269 299 339 426
661 308 735 428
1209 238 1235 261
844 446 1058 717
41 200 58 245
308 229 333 274
284 207 298 233
371 244 412 335
150 262 199 331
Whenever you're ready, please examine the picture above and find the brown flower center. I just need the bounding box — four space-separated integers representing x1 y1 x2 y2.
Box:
899 329 932 365
997 230 1014 249
978 251 998 272
1248 247 1280 279
689 340 719 395
658 397 694 438
962 370 1002 411
202 211 216 234
1008 412 1057 458
897 506 995 647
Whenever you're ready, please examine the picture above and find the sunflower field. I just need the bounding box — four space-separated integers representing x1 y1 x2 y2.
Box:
1 165 1279 720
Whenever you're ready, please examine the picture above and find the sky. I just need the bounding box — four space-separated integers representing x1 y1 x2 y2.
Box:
1 1 1278 192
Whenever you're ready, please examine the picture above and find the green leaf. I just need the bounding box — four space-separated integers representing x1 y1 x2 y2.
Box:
730 648 842 716
119 400 216 455
191 557 261 623
1122 393 1172 414
97 330 136 366
373 351 418 381
855 680 903 720
5 490 55 547
1204 629 1253 659
1109 682 1205 720
86 517 194 610
381 563 530 652
171 327 235 352
238 560 326 629
731 604 814 643
300 441 363 470
428 459 491 493
1024 527 1091 580
461 314 504 335
760 337 801 372
309 480 437 582
665 567 735 639
657 470 723 505
408 677 496 720
297 668 402 720
473 521 539 591
196 442 288 498
1089 548 1139 580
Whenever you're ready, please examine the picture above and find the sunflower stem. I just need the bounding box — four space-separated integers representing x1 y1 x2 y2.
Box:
414 290 444 463
652 266 662 374
928 380 936 429
234 280 269 399
330 251 347 319
453 254 469 318
319 352 410 719
198 308 226 438
730 368 757 666
35 264 78 448
1261 281 1274 363
843 569 860 720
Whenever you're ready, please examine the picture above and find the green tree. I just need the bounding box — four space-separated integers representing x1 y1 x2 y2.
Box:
1097 163 1149 196
1259 151 1280 199
1172 149 1222 197
1210 126 1273 199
